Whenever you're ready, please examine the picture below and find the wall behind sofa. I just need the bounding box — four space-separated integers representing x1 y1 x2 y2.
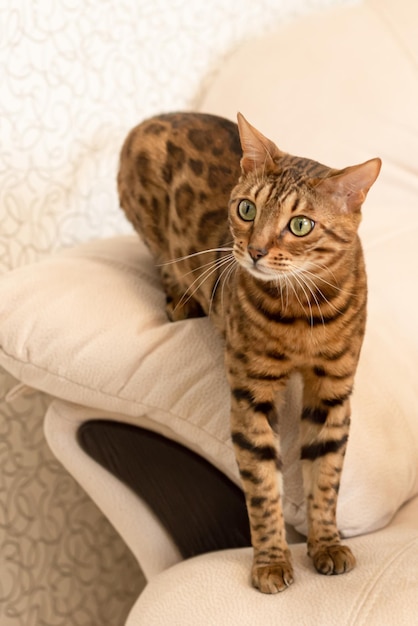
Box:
0 0 354 624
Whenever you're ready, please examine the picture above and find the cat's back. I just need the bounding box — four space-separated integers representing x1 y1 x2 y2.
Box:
118 112 242 260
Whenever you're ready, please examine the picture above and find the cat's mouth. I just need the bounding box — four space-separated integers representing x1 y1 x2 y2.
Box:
235 249 292 283
242 259 282 282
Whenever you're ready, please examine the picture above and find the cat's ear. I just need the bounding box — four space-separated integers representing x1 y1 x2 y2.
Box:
237 113 284 174
317 158 382 213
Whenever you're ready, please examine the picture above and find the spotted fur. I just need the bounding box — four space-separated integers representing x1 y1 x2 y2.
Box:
118 112 381 593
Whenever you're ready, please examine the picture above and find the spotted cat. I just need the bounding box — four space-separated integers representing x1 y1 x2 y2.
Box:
117 112 381 593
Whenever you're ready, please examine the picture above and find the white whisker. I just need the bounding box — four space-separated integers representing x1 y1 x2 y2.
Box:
304 262 354 297
174 254 234 315
157 244 234 267
290 270 316 328
276 274 288 313
305 257 347 290
299 269 346 316
209 255 237 316
179 257 226 280
221 262 238 314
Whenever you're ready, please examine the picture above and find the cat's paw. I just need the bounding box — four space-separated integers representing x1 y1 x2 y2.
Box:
251 561 294 594
312 544 356 576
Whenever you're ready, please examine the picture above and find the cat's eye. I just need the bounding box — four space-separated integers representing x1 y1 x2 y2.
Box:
238 199 256 222
289 216 314 237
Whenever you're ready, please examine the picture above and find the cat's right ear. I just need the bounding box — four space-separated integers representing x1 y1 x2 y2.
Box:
237 113 284 174
317 158 382 213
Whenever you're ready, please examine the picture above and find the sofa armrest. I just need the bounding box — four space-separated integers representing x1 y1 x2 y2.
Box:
77 419 251 558
44 400 182 579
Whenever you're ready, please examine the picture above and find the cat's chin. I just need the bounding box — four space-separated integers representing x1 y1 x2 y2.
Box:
243 263 280 283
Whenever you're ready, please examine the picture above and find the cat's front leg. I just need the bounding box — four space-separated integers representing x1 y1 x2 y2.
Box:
301 370 356 576
230 385 293 593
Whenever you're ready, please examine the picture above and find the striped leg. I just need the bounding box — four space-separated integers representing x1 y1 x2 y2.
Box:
230 387 293 594
300 370 356 575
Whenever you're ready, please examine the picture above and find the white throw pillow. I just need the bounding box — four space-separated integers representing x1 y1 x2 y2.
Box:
1 234 417 537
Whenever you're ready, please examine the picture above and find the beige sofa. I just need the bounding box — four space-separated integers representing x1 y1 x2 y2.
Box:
1 0 417 623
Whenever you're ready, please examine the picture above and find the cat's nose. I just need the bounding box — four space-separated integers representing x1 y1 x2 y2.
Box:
247 244 268 263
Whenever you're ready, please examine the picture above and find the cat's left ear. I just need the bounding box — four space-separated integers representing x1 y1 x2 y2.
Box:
317 158 382 213
237 113 285 174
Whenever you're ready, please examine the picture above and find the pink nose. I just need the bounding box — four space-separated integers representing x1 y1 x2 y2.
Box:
247 245 268 262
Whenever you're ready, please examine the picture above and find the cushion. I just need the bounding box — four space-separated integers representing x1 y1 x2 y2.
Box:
0 236 238 479
1 233 417 537
127 496 418 626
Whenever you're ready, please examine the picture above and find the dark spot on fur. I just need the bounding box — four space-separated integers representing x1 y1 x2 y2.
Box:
163 141 186 184
198 208 226 231
253 523 267 531
215 117 242 156
174 182 195 214
248 371 289 383
251 496 267 508
212 145 224 157
150 222 165 246
208 164 234 192
302 406 328 424
266 350 289 362
239 469 262 484
301 435 348 461
138 194 147 206
252 401 275 416
322 391 352 407
232 388 254 404
167 140 185 166
234 350 249 363
231 432 277 463
188 128 212 150
144 122 166 135
189 158 204 175
324 497 336 507
317 345 351 361
151 196 160 212
136 151 151 187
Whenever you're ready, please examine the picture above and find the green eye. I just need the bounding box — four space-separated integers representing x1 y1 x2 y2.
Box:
289 216 314 237
238 199 256 222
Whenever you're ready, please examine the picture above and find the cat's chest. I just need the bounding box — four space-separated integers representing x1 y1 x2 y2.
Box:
224 291 330 362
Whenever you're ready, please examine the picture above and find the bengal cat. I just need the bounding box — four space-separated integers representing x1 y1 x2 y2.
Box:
117 112 381 593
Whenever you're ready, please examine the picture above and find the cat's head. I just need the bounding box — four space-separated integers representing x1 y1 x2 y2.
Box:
229 113 381 284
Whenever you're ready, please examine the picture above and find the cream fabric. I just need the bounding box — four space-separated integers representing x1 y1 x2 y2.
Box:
127 496 418 626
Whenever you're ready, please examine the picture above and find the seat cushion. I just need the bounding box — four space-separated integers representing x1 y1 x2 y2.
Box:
126 496 418 626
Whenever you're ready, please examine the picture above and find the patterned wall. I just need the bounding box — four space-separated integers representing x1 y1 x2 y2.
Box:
0 373 143 625
0 0 353 623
